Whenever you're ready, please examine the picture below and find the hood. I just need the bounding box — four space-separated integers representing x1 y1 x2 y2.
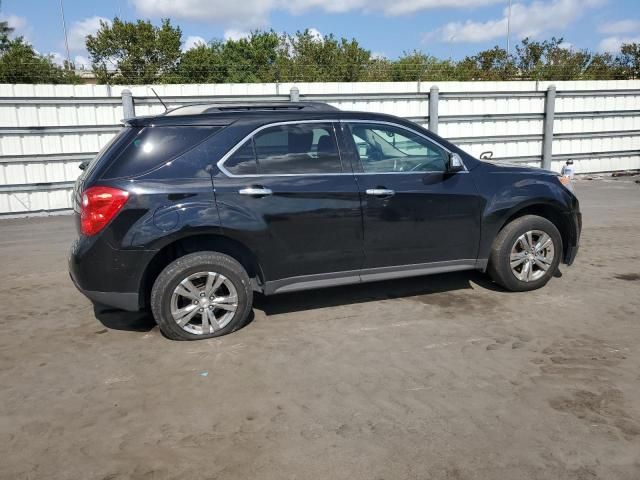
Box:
479 160 557 176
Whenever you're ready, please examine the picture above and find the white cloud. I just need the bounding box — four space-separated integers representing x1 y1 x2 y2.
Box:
223 29 250 41
67 16 110 51
183 35 207 51
132 0 505 28
424 0 604 44
307 27 323 41
0 13 32 40
49 52 66 66
598 20 640 35
598 36 640 53
74 55 91 69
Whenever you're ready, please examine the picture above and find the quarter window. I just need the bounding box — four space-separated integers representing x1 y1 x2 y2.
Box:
347 123 448 173
102 126 217 179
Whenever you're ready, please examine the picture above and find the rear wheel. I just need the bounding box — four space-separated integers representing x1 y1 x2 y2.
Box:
487 215 562 292
150 252 253 340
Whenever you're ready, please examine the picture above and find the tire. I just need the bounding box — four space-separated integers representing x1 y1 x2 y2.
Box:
487 215 563 292
150 252 253 340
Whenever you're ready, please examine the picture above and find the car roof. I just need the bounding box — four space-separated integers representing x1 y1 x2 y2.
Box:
124 102 405 127
164 102 338 116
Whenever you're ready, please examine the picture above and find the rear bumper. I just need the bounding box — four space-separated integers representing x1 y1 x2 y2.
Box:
70 273 140 311
68 234 156 312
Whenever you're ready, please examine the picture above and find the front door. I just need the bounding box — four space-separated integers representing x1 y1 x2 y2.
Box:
213 121 363 284
339 121 481 270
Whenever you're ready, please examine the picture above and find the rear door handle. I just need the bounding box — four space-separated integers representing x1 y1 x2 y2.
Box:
366 188 395 197
239 187 273 197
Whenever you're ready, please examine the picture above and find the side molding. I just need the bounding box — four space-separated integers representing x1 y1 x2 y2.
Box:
264 259 479 295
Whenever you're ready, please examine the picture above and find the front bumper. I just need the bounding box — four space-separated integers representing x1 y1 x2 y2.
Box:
563 210 581 266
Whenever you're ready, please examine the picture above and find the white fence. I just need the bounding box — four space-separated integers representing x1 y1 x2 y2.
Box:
1 80 639 216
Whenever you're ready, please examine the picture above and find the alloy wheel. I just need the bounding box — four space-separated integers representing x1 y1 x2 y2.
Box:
509 230 555 282
170 271 238 335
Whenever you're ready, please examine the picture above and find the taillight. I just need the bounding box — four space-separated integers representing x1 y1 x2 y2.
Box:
80 186 129 236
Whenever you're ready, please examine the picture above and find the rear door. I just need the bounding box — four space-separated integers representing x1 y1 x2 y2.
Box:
338 120 481 270
213 120 364 285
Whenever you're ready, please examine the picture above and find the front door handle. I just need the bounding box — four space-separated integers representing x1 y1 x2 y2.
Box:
239 187 273 197
366 188 395 197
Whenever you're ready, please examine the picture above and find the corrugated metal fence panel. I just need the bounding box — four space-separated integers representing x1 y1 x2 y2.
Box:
1 80 639 215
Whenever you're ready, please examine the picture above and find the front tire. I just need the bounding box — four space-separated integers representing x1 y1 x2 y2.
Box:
150 252 253 340
487 215 562 292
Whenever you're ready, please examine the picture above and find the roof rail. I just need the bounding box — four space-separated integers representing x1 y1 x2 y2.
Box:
164 102 338 116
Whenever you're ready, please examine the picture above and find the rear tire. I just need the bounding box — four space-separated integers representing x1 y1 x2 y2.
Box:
150 252 253 340
487 215 562 292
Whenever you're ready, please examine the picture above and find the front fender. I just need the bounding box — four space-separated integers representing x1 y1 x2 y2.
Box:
474 170 577 263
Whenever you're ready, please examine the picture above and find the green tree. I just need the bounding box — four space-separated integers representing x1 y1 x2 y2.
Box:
514 37 595 80
177 42 224 83
279 30 372 82
86 18 182 84
456 46 516 80
584 52 624 80
220 30 281 82
177 31 281 83
392 51 457 81
0 2 13 52
617 43 640 79
0 37 80 83
361 57 394 81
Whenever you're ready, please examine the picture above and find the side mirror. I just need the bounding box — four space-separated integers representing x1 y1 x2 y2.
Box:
479 151 493 160
447 153 465 173
79 160 89 171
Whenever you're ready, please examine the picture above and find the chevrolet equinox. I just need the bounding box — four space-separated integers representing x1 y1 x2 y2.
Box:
69 102 581 340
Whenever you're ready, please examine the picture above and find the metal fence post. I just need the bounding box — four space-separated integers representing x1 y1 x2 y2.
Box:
542 84 556 170
428 86 439 134
290 86 299 102
121 89 135 118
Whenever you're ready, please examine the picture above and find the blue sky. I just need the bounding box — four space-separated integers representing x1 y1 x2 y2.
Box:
2 0 640 67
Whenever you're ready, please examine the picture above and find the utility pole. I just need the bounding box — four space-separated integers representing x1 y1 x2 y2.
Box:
59 0 71 68
506 0 513 55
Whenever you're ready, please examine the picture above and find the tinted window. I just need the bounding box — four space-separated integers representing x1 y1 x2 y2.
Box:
347 123 448 173
225 140 258 175
83 127 139 178
252 123 341 174
102 126 217 179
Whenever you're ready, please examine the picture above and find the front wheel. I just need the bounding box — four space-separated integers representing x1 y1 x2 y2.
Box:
150 252 253 340
487 215 562 292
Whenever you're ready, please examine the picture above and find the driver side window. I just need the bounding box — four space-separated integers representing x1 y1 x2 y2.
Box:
347 122 448 173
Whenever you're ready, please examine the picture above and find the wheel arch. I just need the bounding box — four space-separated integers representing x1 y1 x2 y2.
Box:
494 202 571 262
138 233 264 310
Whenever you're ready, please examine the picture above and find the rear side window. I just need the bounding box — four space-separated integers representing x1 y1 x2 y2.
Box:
253 123 342 175
254 123 341 174
102 126 217 179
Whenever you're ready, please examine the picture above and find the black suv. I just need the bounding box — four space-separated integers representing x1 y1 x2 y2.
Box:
69 102 581 340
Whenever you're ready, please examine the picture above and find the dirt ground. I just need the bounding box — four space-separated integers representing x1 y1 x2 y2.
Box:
0 177 639 480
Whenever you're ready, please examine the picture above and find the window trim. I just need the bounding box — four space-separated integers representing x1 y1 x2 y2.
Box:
217 120 347 177
216 118 466 178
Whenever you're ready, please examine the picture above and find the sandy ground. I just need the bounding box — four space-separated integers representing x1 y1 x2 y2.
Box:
0 177 639 480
